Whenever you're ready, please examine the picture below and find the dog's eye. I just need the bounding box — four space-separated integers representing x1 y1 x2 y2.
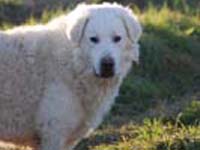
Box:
113 35 121 43
90 36 99 44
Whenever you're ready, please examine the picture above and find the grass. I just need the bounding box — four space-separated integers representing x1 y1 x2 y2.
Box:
0 1 200 150
81 119 200 150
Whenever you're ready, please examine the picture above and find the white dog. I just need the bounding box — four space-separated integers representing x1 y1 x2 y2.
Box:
0 3 142 150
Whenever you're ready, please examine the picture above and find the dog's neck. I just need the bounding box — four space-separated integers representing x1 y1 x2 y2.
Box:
73 72 122 124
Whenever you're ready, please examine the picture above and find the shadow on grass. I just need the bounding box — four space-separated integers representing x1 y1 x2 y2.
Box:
106 23 200 124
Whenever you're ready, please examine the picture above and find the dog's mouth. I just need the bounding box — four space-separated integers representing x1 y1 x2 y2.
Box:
93 68 115 79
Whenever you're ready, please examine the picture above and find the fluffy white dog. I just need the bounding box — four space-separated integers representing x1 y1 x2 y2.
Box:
0 3 142 150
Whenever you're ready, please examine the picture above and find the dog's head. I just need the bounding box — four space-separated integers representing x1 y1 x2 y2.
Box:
66 3 142 79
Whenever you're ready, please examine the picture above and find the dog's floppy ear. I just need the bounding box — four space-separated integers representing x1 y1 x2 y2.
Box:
131 43 140 64
66 4 89 45
120 7 142 43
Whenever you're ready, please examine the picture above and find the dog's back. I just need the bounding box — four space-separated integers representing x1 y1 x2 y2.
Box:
0 27 47 142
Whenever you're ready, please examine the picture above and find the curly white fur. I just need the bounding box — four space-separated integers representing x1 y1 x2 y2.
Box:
0 3 142 150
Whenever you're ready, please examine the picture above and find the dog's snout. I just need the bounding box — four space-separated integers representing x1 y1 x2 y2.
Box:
101 56 114 69
99 56 115 78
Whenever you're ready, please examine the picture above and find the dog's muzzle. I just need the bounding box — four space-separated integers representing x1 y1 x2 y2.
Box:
96 56 115 78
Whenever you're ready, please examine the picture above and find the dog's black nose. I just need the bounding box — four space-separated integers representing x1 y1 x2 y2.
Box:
99 56 115 78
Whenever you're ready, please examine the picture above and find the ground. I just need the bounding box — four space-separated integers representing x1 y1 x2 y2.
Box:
0 1 199 150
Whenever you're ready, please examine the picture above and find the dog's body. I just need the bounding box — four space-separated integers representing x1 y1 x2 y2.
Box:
0 3 142 150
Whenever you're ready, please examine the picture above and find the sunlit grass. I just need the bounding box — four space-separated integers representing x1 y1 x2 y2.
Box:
0 141 32 150
87 119 200 150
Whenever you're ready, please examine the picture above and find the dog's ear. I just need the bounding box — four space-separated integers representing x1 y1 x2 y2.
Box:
131 43 140 64
120 7 142 43
66 5 89 46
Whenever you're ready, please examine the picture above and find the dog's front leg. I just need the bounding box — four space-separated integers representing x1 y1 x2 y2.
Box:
36 80 85 150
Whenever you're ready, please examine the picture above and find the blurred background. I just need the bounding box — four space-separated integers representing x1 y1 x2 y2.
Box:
0 0 199 150
0 0 199 25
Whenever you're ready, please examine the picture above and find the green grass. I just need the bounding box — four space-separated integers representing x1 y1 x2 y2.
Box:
0 1 200 150
81 119 200 150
